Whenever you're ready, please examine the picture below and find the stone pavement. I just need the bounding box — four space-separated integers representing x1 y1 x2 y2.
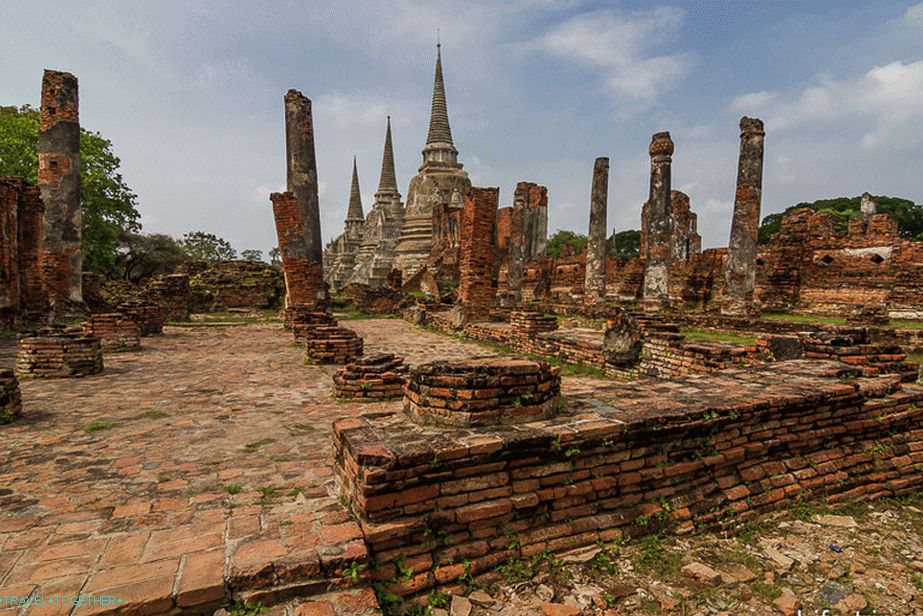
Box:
0 319 533 616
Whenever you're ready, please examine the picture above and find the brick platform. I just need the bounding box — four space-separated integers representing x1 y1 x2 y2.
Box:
333 353 407 400
82 313 141 352
305 326 364 364
0 368 22 422
118 301 165 335
334 360 923 599
284 304 334 331
508 309 558 336
16 327 104 378
404 357 561 427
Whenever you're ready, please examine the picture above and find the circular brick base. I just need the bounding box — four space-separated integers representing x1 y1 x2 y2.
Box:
404 357 561 426
333 353 407 399
16 327 104 378
305 326 364 364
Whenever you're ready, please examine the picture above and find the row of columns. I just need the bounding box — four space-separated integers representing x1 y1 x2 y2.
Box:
582 117 765 315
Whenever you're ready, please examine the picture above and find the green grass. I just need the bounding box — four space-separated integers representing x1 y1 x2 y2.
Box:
890 320 923 329
907 353 923 365
167 310 281 326
335 310 400 321
84 421 118 433
224 483 243 495
761 312 846 325
681 329 756 345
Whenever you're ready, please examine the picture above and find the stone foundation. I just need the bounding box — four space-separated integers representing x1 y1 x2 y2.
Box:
305 326 364 364
333 353 407 400
82 313 141 352
333 361 923 598
142 274 191 321
288 308 337 343
404 358 561 427
117 301 165 336
0 370 22 423
17 327 103 378
508 310 558 336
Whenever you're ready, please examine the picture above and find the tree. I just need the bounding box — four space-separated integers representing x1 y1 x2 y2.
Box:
545 230 588 257
0 105 141 277
607 229 641 260
240 249 263 262
115 232 189 283
758 195 923 244
180 231 237 261
268 247 281 265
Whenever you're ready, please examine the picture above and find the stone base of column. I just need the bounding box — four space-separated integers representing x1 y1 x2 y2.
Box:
720 299 760 318
50 299 89 322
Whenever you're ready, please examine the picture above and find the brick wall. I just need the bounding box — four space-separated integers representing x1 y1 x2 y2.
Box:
334 361 923 597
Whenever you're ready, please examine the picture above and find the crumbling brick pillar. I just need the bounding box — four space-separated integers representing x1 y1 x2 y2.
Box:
18 184 48 320
722 117 765 316
271 192 326 307
456 187 499 324
277 89 326 307
642 132 674 312
507 182 548 303
38 70 83 315
584 157 609 305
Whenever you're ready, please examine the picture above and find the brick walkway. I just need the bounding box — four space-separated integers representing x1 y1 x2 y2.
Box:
0 319 527 616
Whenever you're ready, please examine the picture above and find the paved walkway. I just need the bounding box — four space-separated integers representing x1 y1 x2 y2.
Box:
0 319 535 616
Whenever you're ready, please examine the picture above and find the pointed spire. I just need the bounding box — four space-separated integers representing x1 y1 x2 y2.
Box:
377 116 398 194
425 42 454 147
347 156 363 220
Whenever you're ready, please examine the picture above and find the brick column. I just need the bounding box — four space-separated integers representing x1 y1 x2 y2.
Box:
282 90 325 305
642 132 673 312
38 70 83 313
18 183 48 320
584 157 609 305
457 187 500 323
271 192 326 307
722 117 765 316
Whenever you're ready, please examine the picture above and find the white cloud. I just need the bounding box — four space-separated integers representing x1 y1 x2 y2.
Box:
537 7 690 107
729 90 777 113
905 1 923 26
730 60 923 149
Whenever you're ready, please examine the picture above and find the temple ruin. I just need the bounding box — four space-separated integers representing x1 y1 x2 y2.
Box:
1 45 922 616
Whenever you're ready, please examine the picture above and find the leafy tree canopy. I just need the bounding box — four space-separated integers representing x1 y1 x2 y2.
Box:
180 231 237 262
115 232 188 283
758 195 923 244
545 230 588 257
0 105 141 277
607 229 641 260
240 249 263 262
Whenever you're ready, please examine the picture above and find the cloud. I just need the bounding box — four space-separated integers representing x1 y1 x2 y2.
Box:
729 59 923 149
905 2 923 26
537 7 691 107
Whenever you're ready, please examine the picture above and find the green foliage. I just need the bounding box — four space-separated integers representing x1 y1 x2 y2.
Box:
115 232 188 282
0 408 17 424
223 484 242 495
268 246 281 265
758 195 923 244
0 105 141 277
607 229 641 259
545 229 588 257
342 561 367 583
180 231 237 261
240 249 264 262
228 601 269 616
83 421 117 433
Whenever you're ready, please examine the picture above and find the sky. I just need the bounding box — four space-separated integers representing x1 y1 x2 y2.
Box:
1 0 921 257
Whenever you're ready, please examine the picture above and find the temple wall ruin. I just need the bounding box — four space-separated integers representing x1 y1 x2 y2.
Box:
334 361 923 597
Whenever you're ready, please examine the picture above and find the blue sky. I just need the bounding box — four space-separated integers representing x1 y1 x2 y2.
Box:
1 0 921 257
